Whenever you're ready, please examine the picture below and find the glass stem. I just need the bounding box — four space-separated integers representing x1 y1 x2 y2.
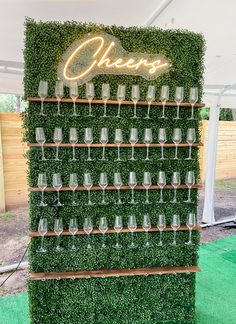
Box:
159 231 163 245
117 102 121 117
103 102 107 116
40 100 44 115
145 231 149 245
173 188 177 202
57 100 60 115
188 145 192 159
72 145 76 160
56 146 59 160
87 234 91 248
116 232 119 246
117 145 120 160
174 145 178 159
131 145 134 159
160 188 163 202
162 103 166 118
146 102 151 117
57 191 60 204
188 187 191 202
146 145 149 160
131 232 134 245
41 145 45 160
88 190 92 204
73 101 76 115
88 100 92 116
176 103 180 118
102 145 105 160
102 233 105 247
145 189 149 204
189 230 192 244
72 190 75 204
117 189 121 203
173 231 176 245
133 102 137 117
102 189 105 204
131 188 135 203
161 145 164 159
88 146 91 160
41 236 44 250
191 104 194 119
41 190 44 204
56 235 60 249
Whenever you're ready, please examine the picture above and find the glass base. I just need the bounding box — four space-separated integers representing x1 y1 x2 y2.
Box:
144 116 152 120
158 242 163 247
37 202 48 207
40 157 48 161
159 116 168 119
86 158 94 161
143 158 151 161
184 199 193 203
143 242 152 248
115 116 122 119
158 200 165 204
72 113 79 117
86 114 94 117
130 116 140 119
101 115 109 118
173 117 181 120
54 202 64 207
71 245 77 251
128 158 136 161
37 247 47 253
170 200 178 204
71 202 78 207
100 202 109 205
172 242 177 246
115 201 124 205
85 202 95 206
187 117 196 120
54 158 62 161
185 157 195 160
53 113 64 116
113 243 122 249
39 113 46 117
114 158 124 162
55 246 63 252
129 201 138 205
171 157 180 160
143 201 152 205
158 157 167 160
69 158 79 162
185 241 194 246
129 243 137 248
99 158 108 161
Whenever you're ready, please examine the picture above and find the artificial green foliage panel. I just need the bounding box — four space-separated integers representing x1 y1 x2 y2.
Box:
24 18 204 324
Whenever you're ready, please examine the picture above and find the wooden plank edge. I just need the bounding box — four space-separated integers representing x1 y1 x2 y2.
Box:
27 143 203 147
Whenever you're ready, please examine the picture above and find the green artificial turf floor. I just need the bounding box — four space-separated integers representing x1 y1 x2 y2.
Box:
0 235 236 324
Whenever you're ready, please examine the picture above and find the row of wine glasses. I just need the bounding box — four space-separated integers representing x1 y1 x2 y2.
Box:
38 80 199 119
35 127 196 161
37 171 196 207
37 213 196 253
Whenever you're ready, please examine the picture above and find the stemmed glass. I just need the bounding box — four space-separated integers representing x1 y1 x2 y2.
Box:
145 85 155 119
83 172 94 206
171 214 180 246
99 216 108 248
157 171 166 203
172 128 182 160
158 128 167 160
143 172 152 204
37 218 48 253
143 128 153 160
171 171 180 203
86 82 94 117
129 128 138 161
157 214 166 246
70 81 78 116
114 129 123 161
160 85 169 119
99 172 108 205
38 81 48 116
54 80 64 116
101 83 110 117
131 85 140 119
69 173 78 206
99 128 108 161
128 215 137 248
143 214 151 248
114 172 123 205
128 172 137 204
116 85 126 118
69 218 78 250
35 127 47 161
189 87 198 120
186 213 196 245
174 86 184 120
83 216 93 249
69 128 78 161
53 127 62 161
113 215 123 248
37 173 47 207
185 128 196 160
84 128 93 161
54 218 63 251
52 173 64 206
184 171 195 203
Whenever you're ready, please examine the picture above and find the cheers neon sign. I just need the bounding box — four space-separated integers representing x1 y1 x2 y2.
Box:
58 32 171 86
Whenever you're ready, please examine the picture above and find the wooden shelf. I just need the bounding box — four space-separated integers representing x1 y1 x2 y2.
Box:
28 143 203 148
29 184 202 192
28 97 205 108
29 265 201 281
29 225 201 237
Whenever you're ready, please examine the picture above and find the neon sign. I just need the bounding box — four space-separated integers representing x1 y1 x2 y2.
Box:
58 32 171 86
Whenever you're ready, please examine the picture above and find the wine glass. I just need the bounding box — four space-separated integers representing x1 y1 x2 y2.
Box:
128 172 137 204
83 216 93 249
128 215 137 248
145 85 155 119
143 214 151 247
101 83 110 117
99 216 108 248
186 213 196 245
158 128 167 160
99 172 108 205
37 218 48 253
38 81 48 116
114 172 123 205
157 171 166 203
185 128 196 160
143 172 152 204
171 172 180 203
54 218 63 251
114 129 123 161
35 127 47 161
174 86 184 120
171 214 180 246
189 87 198 120
129 128 138 161
113 215 123 248
160 85 169 119
69 128 78 161
53 127 62 161
37 173 47 207
143 128 153 161
99 128 108 161
70 81 78 116
54 80 64 116
69 218 78 250
69 173 78 206
86 82 94 117
83 172 94 206
157 214 166 246
116 85 126 118
184 171 195 203
131 85 140 119
84 128 93 161
172 128 182 160
52 173 64 206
